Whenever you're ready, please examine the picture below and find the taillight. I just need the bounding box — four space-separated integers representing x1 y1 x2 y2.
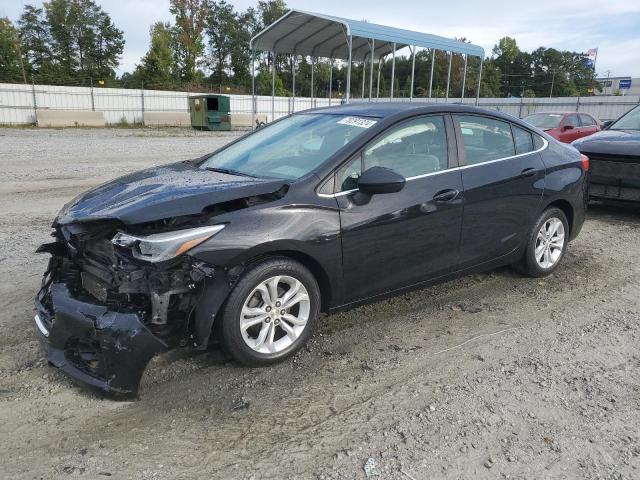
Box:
580 154 590 172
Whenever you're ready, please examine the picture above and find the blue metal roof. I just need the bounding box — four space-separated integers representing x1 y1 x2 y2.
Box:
251 10 484 61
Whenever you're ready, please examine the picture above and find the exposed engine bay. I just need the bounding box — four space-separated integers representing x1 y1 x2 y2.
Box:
39 221 214 344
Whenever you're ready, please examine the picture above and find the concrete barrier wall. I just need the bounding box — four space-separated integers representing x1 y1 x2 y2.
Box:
144 112 191 127
36 109 105 128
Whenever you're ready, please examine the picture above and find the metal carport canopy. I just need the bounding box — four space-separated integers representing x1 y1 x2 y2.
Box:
251 10 484 61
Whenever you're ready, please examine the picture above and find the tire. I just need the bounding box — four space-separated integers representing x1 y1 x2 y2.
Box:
518 207 569 278
219 257 321 366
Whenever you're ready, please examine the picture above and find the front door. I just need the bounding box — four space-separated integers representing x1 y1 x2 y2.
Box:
454 115 546 269
336 115 464 303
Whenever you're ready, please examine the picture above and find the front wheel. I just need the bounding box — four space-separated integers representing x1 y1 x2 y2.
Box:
518 207 569 277
219 258 320 366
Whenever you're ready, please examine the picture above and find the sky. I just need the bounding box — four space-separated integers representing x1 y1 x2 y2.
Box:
2 0 639 78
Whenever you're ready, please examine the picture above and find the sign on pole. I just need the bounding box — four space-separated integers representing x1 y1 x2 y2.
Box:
619 79 632 90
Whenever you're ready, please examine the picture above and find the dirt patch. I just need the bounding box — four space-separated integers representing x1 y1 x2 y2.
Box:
0 128 638 479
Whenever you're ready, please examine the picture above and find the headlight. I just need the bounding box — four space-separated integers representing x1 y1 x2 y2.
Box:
112 225 225 263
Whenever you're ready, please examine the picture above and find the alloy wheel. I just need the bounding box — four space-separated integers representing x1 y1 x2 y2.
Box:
535 217 565 269
239 275 310 354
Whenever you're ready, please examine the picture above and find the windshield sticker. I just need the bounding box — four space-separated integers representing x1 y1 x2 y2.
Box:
337 117 378 129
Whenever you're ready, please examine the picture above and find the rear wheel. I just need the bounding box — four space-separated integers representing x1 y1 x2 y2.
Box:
220 258 320 366
518 207 569 277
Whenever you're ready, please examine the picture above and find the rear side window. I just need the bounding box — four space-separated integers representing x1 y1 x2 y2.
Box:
564 114 580 127
512 125 534 155
579 114 595 126
457 115 515 165
533 134 545 150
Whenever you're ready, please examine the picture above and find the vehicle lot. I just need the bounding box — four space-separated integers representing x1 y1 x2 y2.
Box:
0 128 638 479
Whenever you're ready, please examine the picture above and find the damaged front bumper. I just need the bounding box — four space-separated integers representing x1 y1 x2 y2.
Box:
33 220 235 397
35 281 168 397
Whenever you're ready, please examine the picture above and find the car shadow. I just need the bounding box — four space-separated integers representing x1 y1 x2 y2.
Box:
588 201 640 224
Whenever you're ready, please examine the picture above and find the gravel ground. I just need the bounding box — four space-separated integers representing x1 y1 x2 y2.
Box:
0 128 638 480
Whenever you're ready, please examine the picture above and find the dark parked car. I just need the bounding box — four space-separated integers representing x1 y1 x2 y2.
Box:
523 111 602 143
573 105 640 203
34 104 589 396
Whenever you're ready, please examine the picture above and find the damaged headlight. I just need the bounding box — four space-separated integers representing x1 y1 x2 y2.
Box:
112 225 225 263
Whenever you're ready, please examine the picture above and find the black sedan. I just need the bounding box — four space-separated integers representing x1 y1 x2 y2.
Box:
34 103 588 396
573 105 640 203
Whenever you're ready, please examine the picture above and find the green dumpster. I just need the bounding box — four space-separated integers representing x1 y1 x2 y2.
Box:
188 95 231 131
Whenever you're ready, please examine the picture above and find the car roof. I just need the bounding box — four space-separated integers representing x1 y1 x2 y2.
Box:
527 111 593 117
301 101 526 124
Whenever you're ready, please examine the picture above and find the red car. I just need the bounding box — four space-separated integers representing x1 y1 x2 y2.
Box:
523 112 602 143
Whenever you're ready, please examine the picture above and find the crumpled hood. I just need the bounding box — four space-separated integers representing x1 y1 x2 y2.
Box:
572 129 640 156
55 162 288 225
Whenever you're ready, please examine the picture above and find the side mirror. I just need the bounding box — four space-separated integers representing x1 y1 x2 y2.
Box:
563 125 575 131
603 120 613 129
357 166 406 195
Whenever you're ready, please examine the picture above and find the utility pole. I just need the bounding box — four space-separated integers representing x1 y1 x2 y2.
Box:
604 70 612 95
549 70 555 98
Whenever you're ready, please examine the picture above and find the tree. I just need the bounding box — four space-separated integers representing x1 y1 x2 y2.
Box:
17 0 124 84
170 0 208 83
255 68 285 95
205 1 237 88
45 0 78 79
257 0 287 27
17 6 51 76
230 7 259 89
136 22 175 89
91 9 125 80
0 18 24 83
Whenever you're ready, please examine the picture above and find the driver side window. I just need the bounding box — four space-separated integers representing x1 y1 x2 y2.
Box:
337 115 448 192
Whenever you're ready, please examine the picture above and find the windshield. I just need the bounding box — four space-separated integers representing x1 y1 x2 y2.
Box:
199 114 378 179
523 113 563 129
609 106 640 130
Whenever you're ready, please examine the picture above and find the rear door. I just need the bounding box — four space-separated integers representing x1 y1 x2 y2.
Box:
453 115 546 270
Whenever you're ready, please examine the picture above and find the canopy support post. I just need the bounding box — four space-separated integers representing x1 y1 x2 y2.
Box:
311 56 314 109
369 40 375 101
476 57 483 106
346 35 352 103
251 47 255 129
429 48 435 99
271 51 276 122
461 54 467 101
376 57 382 100
445 52 452 101
390 42 396 99
410 46 416 101
361 60 366 99
329 58 333 106
291 54 296 113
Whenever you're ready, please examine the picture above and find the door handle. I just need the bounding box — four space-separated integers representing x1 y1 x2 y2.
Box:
520 168 540 178
433 189 460 203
